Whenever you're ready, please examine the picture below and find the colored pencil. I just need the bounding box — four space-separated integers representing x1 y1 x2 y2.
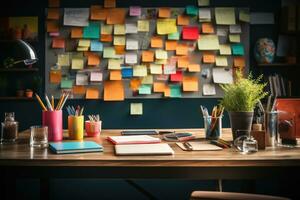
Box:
35 93 47 111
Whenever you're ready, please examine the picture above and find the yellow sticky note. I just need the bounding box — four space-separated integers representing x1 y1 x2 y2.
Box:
77 47 89 51
219 44 232 55
108 59 122 70
215 56 228 66
104 80 125 101
142 75 154 84
101 24 113 34
113 36 126 45
183 76 199 92
130 103 143 115
197 35 219 50
229 34 241 43
71 58 84 69
150 64 163 74
110 70 122 80
239 10 250 23
198 0 210 6
133 65 148 77
57 54 70 66
215 7 236 25
114 24 126 35
137 20 149 32
86 88 100 99
155 50 168 59
103 47 116 58
78 39 91 47
155 59 167 64
157 19 177 35
188 64 201 72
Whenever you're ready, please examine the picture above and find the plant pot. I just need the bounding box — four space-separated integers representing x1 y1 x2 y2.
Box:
229 111 254 140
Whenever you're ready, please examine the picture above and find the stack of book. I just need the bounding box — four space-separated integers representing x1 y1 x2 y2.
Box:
267 74 291 97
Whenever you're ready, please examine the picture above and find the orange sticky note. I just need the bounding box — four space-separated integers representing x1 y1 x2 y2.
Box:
177 56 189 68
177 15 189 25
165 40 177 51
47 8 60 20
91 5 104 20
183 76 199 92
142 51 154 62
73 86 86 95
71 27 83 38
234 57 246 68
158 7 171 18
151 36 163 48
48 0 59 7
164 86 170 97
52 38 65 48
86 88 100 99
104 0 116 8
46 21 59 32
153 82 166 92
130 78 142 91
100 34 113 42
50 70 61 84
188 64 201 72
107 8 126 24
88 54 100 65
203 53 215 63
202 23 215 34
104 80 124 101
115 45 125 55
110 70 122 80
176 44 189 55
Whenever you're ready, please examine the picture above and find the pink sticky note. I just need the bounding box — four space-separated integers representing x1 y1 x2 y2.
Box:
170 71 183 82
129 6 141 16
182 26 199 40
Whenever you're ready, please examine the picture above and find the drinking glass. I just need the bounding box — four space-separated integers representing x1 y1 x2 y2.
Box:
234 130 258 154
30 126 48 148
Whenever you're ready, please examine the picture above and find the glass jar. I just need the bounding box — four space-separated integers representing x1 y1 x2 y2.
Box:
1 112 18 144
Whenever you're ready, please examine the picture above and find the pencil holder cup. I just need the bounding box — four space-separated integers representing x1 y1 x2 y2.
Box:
42 110 63 142
68 115 84 140
203 115 223 139
85 120 102 137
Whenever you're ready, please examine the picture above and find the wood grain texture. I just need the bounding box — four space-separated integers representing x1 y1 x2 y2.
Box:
0 129 300 167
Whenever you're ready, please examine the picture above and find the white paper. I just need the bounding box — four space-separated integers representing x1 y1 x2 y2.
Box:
203 83 216 96
250 12 274 24
125 23 138 34
64 8 89 27
229 25 242 34
125 53 138 64
90 72 103 82
76 73 89 85
213 68 233 84
126 38 139 50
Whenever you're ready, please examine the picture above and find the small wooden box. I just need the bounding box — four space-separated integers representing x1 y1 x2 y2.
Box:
251 130 266 150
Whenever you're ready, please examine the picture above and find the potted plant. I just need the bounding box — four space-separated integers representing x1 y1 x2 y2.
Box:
220 71 268 140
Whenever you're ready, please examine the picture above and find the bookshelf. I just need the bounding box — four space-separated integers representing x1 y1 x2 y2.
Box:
0 68 39 72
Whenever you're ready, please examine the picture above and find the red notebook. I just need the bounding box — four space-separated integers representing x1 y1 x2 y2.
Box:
107 135 161 145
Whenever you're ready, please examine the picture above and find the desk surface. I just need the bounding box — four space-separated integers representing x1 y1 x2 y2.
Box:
1 129 300 168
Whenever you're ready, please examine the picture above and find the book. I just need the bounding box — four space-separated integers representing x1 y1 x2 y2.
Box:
115 143 174 155
49 141 103 154
107 135 161 145
121 130 158 135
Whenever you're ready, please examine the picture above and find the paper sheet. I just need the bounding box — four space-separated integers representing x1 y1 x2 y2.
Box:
64 8 89 27
203 83 216 96
130 103 143 115
213 68 233 84
215 7 236 25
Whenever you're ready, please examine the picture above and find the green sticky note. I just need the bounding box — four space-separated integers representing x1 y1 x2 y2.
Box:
186 5 198 16
60 80 73 89
168 31 180 40
138 84 152 95
130 103 143 115
232 44 245 56
83 22 100 39
170 85 182 98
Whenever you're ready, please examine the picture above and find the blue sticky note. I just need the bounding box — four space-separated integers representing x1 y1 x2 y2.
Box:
186 5 198 16
122 67 133 78
168 31 180 40
138 84 152 95
91 40 103 52
60 79 73 89
170 85 182 98
232 44 245 56
83 22 100 39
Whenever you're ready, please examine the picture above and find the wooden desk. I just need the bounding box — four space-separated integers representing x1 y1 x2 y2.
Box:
0 129 300 199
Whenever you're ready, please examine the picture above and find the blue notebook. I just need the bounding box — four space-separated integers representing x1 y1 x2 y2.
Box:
49 141 103 154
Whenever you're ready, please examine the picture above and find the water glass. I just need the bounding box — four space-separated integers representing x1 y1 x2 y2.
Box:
30 126 48 148
234 130 258 154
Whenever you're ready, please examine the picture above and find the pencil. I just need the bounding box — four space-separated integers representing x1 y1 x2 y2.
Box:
45 94 53 111
35 93 47 111
58 92 69 110
51 95 54 110
56 93 65 110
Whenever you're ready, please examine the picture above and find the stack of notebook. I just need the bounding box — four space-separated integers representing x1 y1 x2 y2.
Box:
49 141 103 154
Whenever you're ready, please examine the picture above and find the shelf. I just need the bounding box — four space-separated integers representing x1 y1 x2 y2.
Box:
0 68 39 72
257 63 298 67
0 97 35 100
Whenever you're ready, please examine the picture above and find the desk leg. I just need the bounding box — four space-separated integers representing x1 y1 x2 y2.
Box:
125 180 158 200
40 178 50 200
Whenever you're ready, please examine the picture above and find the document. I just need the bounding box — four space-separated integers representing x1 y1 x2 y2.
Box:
215 7 236 25
198 35 219 50
212 68 233 84
203 83 216 96
183 76 198 92
176 142 222 151
76 73 89 85
64 8 89 27
157 19 177 35
250 12 274 24
86 88 100 99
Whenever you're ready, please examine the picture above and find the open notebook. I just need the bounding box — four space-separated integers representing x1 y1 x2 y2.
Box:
115 143 174 155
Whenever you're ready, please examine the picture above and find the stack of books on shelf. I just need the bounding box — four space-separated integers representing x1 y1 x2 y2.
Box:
267 74 291 97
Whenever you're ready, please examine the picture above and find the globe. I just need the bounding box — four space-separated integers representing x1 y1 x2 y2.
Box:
254 38 276 64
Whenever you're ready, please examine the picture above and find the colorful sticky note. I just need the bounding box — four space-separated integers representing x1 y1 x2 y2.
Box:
100 34 113 42
110 70 122 80
130 78 142 91
177 56 189 68
158 7 171 18
219 44 232 55
157 19 177 35
77 47 89 51
103 47 116 58
197 35 219 50
229 34 241 43
142 75 154 84
215 56 228 66
108 59 122 70
130 103 143 115
198 0 210 6
183 76 199 92
176 44 188 55
139 84 152 94
78 39 91 47
165 40 177 51
150 64 162 74
215 7 236 25
182 26 199 40
50 70 61 84
203 83 216 96
239 10 250 23
47 8 60 20
188 64 201 72
229 25 242 34
129 6 141 16
151 36 163 48
115 45 126 55
186 5 198 16
101 24 113 35
163 63 176 74
234 57 246 68
170 71 183 82
155 50 168 60
73 86 86 95
199 8 212 22
90 5 104 20
170 85 182 98
177 15 189 25
106 8 126 25
114 24 126 35
142 51 154 62
153 82 166 92
122 67 133 78
202 23 214 33
71 58 84 69
104 80 124 101
87 54 100 65
126 38 139 50
90 71 103 82
91 40 103 51
57 53 70 66
86 88 100 99
125 23 138 34
125 53 137 64
71 27 83 38
133 65 148 77
76 73 89 85
83 22 100 39
137 20 149 32
114 36 126 45
104 0 116 8
232 44 245 56
52 38 65 49
61 79 73 89
168 31 180 40
203 53 216 63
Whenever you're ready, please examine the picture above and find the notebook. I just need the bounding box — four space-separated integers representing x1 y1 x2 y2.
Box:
176 141 222 151
49 141 103 154
115 143 174 155
107 135 161 145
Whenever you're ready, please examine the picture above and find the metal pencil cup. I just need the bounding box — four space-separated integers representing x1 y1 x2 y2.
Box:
265 111 278 147
203 116 222 139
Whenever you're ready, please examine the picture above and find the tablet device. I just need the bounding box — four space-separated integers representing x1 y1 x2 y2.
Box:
121 130 158 135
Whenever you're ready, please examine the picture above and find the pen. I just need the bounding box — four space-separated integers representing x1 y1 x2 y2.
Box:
183 142 193 151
